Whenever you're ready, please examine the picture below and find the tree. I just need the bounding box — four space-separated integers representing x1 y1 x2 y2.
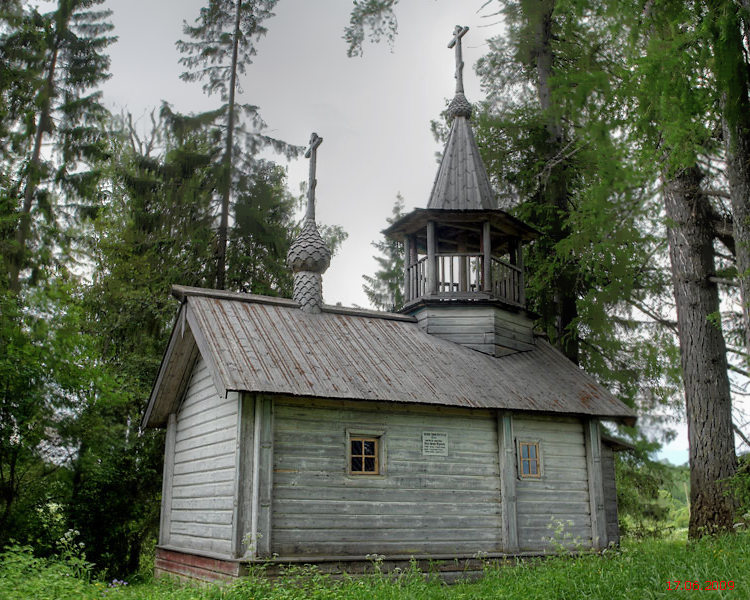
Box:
362 194 405 311
607 0 738 535
344 0 399 57
662 166 736 535
1 0 114 293
177 0 299 289
0 284 111 552
226 160 297 296
67 111 221 576
704 0 750 356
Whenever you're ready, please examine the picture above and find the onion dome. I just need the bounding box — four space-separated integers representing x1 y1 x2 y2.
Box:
447 92 472 119
286 218 331 274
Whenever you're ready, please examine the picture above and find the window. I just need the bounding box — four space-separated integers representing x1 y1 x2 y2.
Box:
349 437 379 475
518 441 541 478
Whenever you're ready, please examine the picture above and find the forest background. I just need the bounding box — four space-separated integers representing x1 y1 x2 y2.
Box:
1 0 749 580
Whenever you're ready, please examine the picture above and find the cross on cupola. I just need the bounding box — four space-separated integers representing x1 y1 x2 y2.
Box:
286 131 331 314
304 132 323 221
448 25 469 95
446 25 472 120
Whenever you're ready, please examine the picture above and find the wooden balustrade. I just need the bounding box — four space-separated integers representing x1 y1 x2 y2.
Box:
491 257 523 306
406 256 428 299
436 253 482 293
405 253 524 306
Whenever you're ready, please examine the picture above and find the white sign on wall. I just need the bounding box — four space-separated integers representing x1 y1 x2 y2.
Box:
422 431 448 456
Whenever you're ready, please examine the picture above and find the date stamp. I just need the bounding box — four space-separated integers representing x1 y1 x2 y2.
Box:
667 580 735 591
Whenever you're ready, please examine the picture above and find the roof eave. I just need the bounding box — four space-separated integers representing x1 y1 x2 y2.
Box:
382 208 541 241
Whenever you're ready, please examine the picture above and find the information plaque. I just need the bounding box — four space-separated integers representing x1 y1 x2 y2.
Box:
422 431 448 456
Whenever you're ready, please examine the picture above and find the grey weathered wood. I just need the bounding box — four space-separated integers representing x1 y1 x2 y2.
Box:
270 396 501 558
166 357 238 558
513 415 593 551
232 393 254 558
448 25 469 94
516 239 525 305
414 304 535 356
253 395 274 558
304 133 323 221
601 443 620 545
168 534 232 556
185 304 227 398
498 411 518 552
273 499 500 516
584 419 607 549
403 235 411 301
159 413 177 547
483 221 492 292
427 221 437 294
142 304 198 428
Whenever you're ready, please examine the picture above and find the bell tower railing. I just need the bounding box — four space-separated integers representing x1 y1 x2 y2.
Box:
405 254 524 307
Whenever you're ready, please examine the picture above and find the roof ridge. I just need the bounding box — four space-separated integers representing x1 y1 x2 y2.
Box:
170 285 416 322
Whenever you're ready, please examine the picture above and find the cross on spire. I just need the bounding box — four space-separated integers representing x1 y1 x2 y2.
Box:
305 132 323 221
448 25 469 94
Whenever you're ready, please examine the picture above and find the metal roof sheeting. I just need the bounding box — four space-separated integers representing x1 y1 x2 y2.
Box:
157 292 635 425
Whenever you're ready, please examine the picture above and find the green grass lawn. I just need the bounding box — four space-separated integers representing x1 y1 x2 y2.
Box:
1 532 747 600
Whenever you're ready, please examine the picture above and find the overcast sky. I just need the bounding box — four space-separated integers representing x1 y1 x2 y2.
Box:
99 0 499 308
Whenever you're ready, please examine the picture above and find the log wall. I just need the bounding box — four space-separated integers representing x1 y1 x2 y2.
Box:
512 415 593 550
270 397 502 557
165 356 239 557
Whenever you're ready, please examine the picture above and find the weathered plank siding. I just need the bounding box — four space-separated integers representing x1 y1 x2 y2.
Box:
167 356 239 557
271 397 502 557
413 305 535 357
513 415 592 550
601 443 619 545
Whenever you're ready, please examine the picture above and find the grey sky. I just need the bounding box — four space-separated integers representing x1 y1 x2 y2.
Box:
100 0 499 308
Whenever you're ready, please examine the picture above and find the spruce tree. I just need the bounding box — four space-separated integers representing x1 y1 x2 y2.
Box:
362 194 405 312
1 0 114 293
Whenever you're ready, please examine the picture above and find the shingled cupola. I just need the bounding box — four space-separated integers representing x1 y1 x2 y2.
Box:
287 132 331 313
383 26 540 357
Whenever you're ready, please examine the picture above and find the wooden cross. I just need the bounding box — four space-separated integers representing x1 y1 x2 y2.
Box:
448 25 469 94
305 132 323 220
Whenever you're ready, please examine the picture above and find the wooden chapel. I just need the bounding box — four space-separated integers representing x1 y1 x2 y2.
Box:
142 25 636 582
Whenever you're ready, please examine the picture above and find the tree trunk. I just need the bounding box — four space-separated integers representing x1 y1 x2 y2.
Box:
663 165 737 537
216 0 243 290
531 0 579 363
707 0 750 357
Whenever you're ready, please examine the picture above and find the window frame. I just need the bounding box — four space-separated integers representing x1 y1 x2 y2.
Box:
517 440 542 479
346 428 386 477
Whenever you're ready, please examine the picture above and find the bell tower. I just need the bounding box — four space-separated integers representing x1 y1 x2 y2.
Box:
383 26 539 357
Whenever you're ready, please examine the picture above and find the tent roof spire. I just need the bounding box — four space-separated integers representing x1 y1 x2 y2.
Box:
427 25 494 210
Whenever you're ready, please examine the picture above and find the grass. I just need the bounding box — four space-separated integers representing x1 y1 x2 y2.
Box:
0 532 747 599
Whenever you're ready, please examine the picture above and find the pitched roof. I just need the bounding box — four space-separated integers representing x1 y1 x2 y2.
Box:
142 287 636 428
427 114 497 210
